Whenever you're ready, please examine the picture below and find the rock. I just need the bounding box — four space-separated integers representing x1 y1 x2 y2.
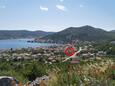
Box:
0 76 19 86
27 75 49 86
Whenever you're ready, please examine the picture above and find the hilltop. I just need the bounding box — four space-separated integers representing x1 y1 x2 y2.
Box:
0 30 55 39
43 25 115 43
110 30 115 32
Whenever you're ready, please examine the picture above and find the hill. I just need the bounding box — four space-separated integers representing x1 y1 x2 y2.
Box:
0 30 54 39
110 30 115 32
43 25 115 43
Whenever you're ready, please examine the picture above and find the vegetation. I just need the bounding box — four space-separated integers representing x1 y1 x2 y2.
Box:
44 25 115 43
0 30 54 39
48 58 115 86
0 60 48 83
0 57 114 86
94 43 115 55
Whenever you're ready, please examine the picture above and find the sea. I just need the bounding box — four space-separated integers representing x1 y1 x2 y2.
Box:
0 39 56 49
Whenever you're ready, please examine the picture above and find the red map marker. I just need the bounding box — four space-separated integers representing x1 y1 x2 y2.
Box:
64 47 75 56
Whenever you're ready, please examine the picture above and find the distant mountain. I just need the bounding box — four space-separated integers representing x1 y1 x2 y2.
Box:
43 25 115 43
110 30 115 32
0 30 55 39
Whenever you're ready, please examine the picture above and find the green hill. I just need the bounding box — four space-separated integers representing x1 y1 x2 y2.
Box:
0 30 54 39
43 25 115 43
110 30 115 32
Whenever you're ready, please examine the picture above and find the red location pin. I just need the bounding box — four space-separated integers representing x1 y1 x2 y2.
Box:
64 47 75 56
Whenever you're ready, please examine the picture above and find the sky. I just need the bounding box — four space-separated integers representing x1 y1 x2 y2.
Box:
0 0 115 32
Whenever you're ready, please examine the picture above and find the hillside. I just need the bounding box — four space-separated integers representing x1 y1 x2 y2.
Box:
43 25 115 43
0 30 54 39
110 30 115 32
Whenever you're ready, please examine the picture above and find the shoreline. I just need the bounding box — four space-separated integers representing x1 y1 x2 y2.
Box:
0 38 59 50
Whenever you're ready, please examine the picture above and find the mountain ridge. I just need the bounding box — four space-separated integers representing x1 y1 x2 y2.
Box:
43 25 115 43
110 30 115 32
0 30 55 39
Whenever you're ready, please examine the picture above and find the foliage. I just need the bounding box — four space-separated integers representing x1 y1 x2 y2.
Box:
0 58 114 85
0 30 54 39
95 43 115 55
44 25 115 43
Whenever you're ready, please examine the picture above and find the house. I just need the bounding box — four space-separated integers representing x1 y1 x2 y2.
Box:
96 51 106 57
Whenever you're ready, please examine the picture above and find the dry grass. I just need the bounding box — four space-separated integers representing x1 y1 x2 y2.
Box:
47 58 115 86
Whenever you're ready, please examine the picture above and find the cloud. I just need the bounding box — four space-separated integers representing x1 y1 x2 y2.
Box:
60 0 64 2
0 5 6 9
56 5 67 11
80 4 84 8
40 6 48 11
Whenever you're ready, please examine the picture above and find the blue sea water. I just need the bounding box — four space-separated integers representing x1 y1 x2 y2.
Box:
0 39 56 49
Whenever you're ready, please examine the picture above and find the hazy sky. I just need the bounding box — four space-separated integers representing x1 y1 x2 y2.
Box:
0 0 115 32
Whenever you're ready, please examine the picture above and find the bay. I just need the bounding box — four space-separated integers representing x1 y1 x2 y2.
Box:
0 39 56 49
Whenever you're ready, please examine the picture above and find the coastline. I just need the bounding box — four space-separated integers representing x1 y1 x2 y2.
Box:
0 38 59 50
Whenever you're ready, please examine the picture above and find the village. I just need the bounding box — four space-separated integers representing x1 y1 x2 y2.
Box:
0 43 107 64
0 42 114 86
